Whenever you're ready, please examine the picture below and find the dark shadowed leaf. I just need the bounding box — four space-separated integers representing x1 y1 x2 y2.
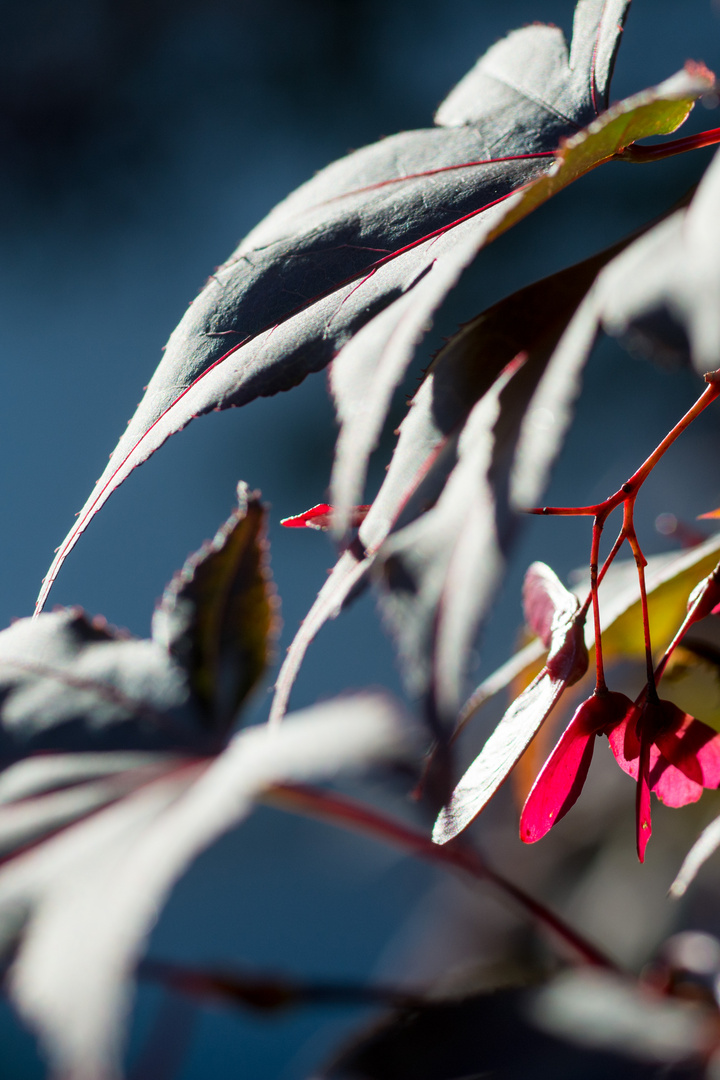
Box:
2 696 415 1080
37 0 645 610
0 488 282 1010
376 357 543 718
433 563 587 844
152 484 277 734
360 237 642 729
331 227 631 533
373 334 590 734
320 975 708 1079
1 489 274 764
0 609 197 762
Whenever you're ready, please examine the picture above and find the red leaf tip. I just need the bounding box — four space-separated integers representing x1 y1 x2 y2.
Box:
281 504 333 530
280 504 370 531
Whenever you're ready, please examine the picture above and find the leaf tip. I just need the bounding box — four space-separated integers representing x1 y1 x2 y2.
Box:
431 807 461 846
669 877 687 900
280 504 370 531
280 504 333 530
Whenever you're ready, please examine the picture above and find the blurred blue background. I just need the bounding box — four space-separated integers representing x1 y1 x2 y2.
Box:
2 1 720 1076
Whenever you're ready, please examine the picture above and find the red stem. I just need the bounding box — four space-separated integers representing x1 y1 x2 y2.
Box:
531 374 720 520
623 499 658 701
528 373 720 721
588 517 607 692
265 783 617 970
138 957 429 1011
595 528 627 592
619 126 720 164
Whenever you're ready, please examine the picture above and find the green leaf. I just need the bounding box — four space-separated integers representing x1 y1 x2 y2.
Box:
488 64 714 245
598 536 720 662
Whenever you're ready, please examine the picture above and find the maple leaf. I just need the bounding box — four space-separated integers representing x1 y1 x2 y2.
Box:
0 487 417 1078
1 693 413 1080
433 562 588 844
270 233 647 728
46 0 713 611
520 690 632 844
328 56 714 539
520 689 720 863
1 486 274 765
609 698 720 861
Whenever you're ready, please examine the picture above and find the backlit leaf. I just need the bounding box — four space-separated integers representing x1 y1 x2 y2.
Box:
486 65 713 246
520 691 631 843
457 533 720 729
328 64 711 535
37 0 643 609
433 564 588 843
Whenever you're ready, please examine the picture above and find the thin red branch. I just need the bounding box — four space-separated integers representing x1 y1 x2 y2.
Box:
623 500 658 700
265 783 618 970
589 517 607 692
527 371 720 778
618 126 720 163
